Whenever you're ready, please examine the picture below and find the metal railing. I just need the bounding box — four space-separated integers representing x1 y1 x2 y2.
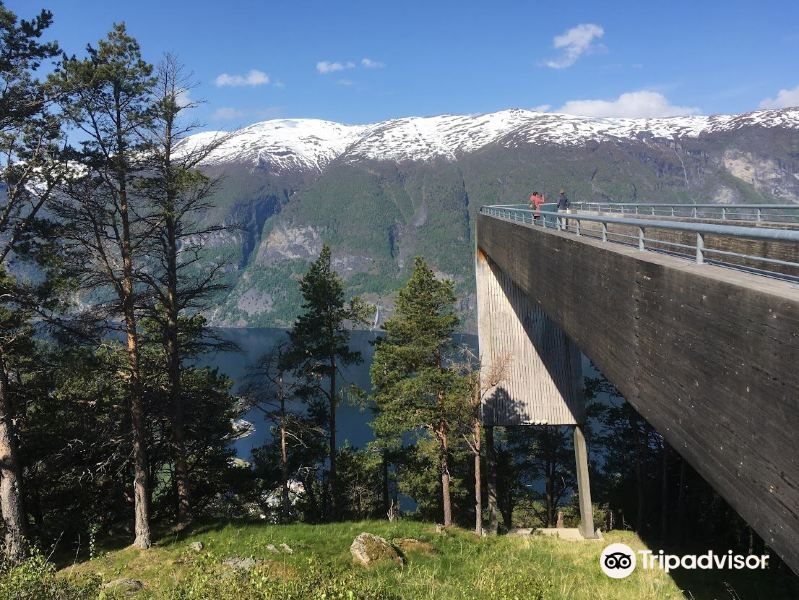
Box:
570 202 799 223
480 205 799 279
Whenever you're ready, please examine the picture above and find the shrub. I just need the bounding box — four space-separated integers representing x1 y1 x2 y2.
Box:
0 549 101 600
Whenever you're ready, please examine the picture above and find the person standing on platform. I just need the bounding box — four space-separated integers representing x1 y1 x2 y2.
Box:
557 189 570 229
529 191 544 223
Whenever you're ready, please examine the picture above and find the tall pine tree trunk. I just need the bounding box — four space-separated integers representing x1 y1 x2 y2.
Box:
546 459 555 527
123 303 151 549
0 352 26 562
159 94 192 527
279 375 289 523
117 123 151 548
439 420 452 527
328 355 337 520
166 315 190 525
485 426 499 533
382 450 390 517
544 429 556 526
474 418 482 535
165 213 191 526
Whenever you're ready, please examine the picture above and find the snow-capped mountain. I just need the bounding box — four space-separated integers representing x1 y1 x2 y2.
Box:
183 119 368 173
188 106 799 330
189 107 799 173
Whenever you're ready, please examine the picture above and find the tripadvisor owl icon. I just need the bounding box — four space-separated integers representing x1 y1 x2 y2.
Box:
600 543 637 579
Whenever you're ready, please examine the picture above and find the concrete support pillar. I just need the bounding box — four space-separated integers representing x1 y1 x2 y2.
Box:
574 425 597 539
477 247 598 539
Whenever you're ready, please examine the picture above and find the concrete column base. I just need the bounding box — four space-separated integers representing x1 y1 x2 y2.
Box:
574 425 598 539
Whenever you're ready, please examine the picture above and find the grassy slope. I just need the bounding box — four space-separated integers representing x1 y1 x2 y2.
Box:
58 520 781 600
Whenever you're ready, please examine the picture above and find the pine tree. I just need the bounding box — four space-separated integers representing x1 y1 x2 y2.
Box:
505 426 575 527
0 2 61 562
371 257 469 527
244 342 306 523
285 245 369 519
136 53 230 526
52 23 157 549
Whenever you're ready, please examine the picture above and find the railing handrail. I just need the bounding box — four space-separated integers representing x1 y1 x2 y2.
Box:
529 209 799 242
489 202 558 208
571 202 798 209
482 205 799 242
479 204 799 276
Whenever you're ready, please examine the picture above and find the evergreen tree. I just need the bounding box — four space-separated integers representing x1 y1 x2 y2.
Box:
244 342 316 523
335 443 384 520
504 426 576 527
285 245 369 519
136 53 230 526
371 257 470 527
0 1 61 562
52 23 157 548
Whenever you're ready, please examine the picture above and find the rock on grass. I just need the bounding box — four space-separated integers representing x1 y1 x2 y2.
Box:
222 556 258 571
350 533 404 566
104 578 144 594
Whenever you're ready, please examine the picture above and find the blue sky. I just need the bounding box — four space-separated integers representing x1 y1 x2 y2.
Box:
10 0 799 129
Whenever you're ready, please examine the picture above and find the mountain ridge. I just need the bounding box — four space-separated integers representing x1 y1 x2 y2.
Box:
184 106 799 330
190 107 799 172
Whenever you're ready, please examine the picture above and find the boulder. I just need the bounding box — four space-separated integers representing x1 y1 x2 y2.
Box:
279 543 294 554
222 556 257 571
104 578 143 595
266 544 279 553
393 538 435 555
350 533 403 566
189 541 204 552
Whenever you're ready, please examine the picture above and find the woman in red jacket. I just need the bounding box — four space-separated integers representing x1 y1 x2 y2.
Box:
530 191 544 221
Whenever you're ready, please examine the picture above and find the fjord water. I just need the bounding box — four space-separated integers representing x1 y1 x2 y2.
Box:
198 328 373 458
201 328 476 459
202 328 606 461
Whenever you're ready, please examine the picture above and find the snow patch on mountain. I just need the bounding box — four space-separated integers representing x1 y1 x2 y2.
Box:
195 119 367 172
187 107 799 170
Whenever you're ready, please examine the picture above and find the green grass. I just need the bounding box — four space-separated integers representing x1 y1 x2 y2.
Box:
54 520 799 599
54 520 685 599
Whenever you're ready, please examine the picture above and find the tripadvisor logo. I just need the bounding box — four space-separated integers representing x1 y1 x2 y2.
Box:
600 543 636 579
600 543 770 579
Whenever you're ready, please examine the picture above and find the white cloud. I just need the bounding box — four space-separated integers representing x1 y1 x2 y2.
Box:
557 91 700 118
336 79 355 86
759 84 799 109
545 23 604 69
175 88 193 108
532 104 551 112
215 69 270 87
316 61 355 74
361 58 384 69
212 107 246 120
211 106 282 121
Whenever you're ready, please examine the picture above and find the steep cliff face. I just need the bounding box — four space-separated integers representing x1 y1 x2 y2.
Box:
187 108 799 330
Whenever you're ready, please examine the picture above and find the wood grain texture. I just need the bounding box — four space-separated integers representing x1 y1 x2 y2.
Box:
476 248 583 426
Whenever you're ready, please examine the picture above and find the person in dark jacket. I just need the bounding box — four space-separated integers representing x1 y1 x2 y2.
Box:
557 189 570 229
557 189 570 210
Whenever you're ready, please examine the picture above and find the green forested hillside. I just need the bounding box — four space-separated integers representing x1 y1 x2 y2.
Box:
203 128 795 330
